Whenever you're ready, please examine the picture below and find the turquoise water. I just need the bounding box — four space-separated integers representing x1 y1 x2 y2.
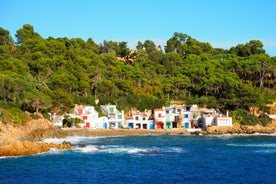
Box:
1 134 276 184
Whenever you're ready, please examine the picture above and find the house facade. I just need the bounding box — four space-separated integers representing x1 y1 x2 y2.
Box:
126 109 154 129
74 105 99 128
153 104 199 129
154 108 166 129
100 105 125 128
213 116 232 126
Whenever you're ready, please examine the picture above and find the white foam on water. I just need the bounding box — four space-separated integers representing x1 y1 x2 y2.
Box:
127 148 153 154
168 147 184 153
74 145 165 155
254 149 276 154
0 156 13 159
75 145 106 153
43 135 99 144
48 148 64 154
103 146 133 154
227 143 276 148
0 155 26 159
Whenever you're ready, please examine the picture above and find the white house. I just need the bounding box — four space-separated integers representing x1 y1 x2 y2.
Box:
269 114 276 120
182 105 198 128
74 105 99 128
49 113 64 128
127 112 154 129
214 116 233 127
199 109 233 128
154 107 166 129
100 105 125 128
98 116 109 129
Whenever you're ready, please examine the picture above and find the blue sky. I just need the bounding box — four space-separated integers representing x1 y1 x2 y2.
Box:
1 0 276 56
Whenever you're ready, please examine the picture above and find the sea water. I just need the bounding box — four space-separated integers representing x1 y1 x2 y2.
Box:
1 134 276 184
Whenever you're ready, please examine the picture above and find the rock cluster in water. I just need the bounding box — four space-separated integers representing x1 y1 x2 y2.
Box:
0 140 73 156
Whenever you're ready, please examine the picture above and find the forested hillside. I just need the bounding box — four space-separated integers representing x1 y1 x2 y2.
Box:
0 24 275 123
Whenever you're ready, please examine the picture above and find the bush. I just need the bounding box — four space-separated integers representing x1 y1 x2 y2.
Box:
30 113 41 119
230 109 258 125
0 107 30 124
62 117 84 127
258 113 272 126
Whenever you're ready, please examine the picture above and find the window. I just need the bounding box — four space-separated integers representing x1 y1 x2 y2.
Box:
109 107 114 113
118 114 122 119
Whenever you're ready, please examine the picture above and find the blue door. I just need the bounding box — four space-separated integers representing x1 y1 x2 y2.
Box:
103 122 108 129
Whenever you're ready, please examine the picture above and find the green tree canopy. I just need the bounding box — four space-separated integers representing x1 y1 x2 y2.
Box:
0 25 275 120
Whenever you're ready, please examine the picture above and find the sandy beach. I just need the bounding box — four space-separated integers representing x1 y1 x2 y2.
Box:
62 128 192 137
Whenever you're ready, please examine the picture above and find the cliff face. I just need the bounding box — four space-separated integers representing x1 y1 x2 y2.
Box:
0 119 69 145
0 119 73 156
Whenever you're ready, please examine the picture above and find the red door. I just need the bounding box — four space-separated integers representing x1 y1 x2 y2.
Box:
157 122 164 129
86 122 90 128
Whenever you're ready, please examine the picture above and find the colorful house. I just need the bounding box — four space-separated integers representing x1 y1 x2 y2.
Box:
154 107 166 129
74 105 99 128
164 105 182 128
182 105 197 128
153 104 199 129
98 116 109 129
100 105 125 128
126 109 154 129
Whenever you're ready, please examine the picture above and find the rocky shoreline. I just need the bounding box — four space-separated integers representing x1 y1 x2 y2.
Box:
0 119 73 156
0 119 276 157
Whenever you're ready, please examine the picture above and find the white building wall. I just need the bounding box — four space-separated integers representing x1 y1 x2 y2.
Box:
154 110 166 123
215 117 233 127
269 114 276 120
204 116 214 126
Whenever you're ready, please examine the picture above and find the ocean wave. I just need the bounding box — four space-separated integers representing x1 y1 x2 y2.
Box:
227 143 276 148
168 147 184 153
254 149 276 154
47 148 67 154
206 133 276 138
0 156 15 159
209 132 276 137
75 145 148 154
74 145 185 155
43 135 99 144
75 145 107 153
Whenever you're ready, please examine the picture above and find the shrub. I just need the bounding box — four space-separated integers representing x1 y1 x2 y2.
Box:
62 117 84 127
258 113 272 126
0 107 30 124
230 109 258 125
